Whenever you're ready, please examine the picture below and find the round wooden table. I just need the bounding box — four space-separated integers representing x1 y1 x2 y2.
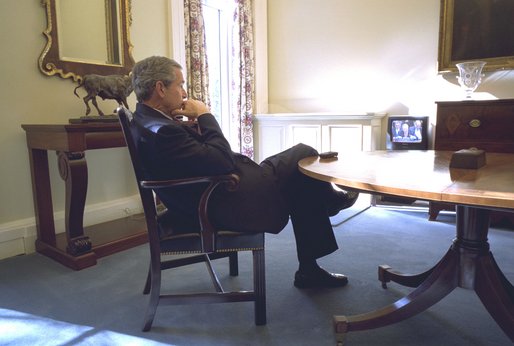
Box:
299 150 514 343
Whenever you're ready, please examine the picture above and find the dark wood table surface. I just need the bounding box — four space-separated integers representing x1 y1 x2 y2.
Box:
299 150 514 343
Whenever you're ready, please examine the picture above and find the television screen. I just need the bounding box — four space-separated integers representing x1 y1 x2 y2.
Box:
388 116 428 150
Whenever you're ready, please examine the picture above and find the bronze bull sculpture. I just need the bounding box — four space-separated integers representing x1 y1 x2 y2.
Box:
74 74 133 116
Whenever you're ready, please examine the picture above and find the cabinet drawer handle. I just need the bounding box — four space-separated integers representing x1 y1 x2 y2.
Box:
469 119 481 128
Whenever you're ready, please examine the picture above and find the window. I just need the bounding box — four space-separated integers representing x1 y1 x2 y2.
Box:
171 0 268 152
201 0 236 140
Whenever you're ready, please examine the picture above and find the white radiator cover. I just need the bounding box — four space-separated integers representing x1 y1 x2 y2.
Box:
253 112 386 163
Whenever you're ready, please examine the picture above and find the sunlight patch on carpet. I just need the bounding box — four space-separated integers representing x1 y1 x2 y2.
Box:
0 308 171 346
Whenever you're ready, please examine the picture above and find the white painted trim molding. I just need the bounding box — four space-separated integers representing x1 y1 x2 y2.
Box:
0 195 143 260
253 0 268 114
169 0 186 66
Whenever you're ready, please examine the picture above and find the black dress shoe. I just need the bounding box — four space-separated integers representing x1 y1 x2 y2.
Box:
294 268 349 288
328 189 360 216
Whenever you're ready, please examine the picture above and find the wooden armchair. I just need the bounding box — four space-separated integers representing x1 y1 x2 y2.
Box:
117 107 266 331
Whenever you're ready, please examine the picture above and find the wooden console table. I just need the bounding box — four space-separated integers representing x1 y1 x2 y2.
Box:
430 99 514 227
22 123 147 270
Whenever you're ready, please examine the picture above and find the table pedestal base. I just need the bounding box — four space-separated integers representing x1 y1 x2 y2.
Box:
334 206 514 344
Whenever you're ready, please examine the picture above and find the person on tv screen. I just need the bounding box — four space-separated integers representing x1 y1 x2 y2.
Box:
392 120 402 139
399 123 417 141
409 120 423 141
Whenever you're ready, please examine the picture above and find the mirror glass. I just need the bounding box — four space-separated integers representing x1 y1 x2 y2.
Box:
56 0 121 64
39 0 134 83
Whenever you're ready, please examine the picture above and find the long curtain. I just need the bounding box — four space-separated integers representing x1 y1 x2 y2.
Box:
183 0 255 157
184 0 210 106
231 0 255 158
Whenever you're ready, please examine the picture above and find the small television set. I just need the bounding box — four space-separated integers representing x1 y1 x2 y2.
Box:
387 116 429 150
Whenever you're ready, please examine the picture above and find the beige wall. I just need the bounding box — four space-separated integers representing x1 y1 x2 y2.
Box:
267 0 514 116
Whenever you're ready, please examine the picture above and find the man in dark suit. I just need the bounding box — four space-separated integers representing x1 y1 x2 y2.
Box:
391 120 402 139
409 120 423 141
131 56 358 288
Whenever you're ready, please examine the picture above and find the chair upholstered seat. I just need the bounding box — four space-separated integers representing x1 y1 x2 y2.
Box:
155 209 265 253
159 230 264 255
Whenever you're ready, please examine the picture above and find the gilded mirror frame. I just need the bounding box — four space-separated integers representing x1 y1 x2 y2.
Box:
438 0 514 72
39 0 135 83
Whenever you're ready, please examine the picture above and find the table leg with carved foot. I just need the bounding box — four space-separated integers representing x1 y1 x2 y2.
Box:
378 263 437 289
57 151 93 256
475 253 514 341
30 148 96 269
335 205 514 344
334 248 459 339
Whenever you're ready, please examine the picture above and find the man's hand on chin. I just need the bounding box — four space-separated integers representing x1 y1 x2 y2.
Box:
172 99 210 120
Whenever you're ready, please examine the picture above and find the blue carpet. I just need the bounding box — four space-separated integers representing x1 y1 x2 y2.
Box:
0 205 512 345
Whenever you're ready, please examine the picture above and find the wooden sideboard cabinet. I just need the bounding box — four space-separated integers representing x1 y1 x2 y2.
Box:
430 99 514 226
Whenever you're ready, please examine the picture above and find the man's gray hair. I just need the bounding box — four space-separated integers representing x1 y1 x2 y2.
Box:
131 56 182 102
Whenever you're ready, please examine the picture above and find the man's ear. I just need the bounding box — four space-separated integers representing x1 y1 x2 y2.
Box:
155 81 166 97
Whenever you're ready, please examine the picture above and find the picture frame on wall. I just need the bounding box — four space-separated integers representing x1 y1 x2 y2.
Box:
438 0 514 72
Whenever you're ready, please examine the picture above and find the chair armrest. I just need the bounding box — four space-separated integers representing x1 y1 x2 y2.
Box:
140 174 239 190
142 173 240 253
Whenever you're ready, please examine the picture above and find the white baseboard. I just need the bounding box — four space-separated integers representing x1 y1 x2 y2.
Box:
0 195 142 261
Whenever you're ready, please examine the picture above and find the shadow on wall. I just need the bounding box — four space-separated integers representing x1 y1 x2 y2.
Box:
267 98 386 114
383 102 409 115
268 99 411 115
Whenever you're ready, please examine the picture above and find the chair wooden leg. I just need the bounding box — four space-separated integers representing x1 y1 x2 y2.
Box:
229 251 239 276
253 249 266 325
142 262 161 332
143 263 151 294
204 254 224 292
